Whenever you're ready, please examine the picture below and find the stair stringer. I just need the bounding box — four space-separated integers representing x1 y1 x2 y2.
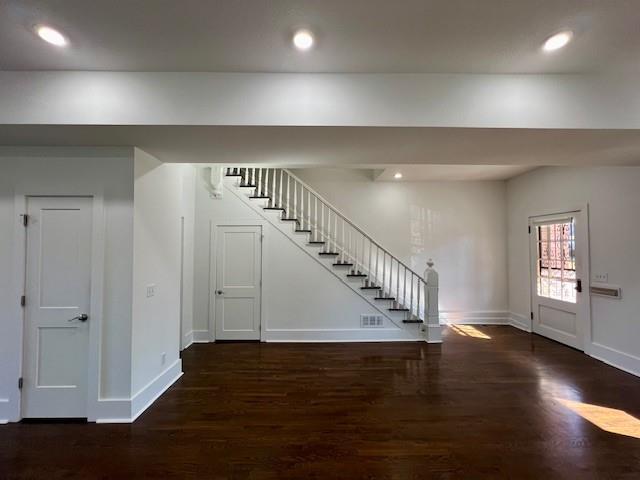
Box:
222 179 423 339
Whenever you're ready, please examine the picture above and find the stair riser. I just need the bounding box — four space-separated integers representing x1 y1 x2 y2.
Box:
387 310 410 321
345 276 367 284
360 288 381 297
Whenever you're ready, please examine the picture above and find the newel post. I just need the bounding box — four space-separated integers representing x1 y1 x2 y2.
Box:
423 259 442 343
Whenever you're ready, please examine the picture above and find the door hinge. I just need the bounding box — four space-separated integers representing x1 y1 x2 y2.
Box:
22 214 29 227
20 295 26 307
18 377 23 390
528 225 531 234
530 311 534 320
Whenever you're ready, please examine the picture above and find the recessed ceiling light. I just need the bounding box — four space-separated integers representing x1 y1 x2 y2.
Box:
394 172 403 179
293 29 314 51
542 30 573 52
36 25 68 47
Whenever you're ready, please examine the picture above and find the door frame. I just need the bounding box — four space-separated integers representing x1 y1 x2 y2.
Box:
208 220 266 342
11 192 106 422
527 204 592 352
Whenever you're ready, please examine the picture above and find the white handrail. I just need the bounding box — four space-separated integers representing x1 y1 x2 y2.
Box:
284 168 424 281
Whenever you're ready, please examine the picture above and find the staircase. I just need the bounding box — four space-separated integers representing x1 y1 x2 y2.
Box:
223 167 441 340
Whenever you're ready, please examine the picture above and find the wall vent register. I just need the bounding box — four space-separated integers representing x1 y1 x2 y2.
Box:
361 314 384 328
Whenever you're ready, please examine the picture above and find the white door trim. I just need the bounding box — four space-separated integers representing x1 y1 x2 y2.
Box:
208 219 267 342
527 204 592 352
11 193 106 422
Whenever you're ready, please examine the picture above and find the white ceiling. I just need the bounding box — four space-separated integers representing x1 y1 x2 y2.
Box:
374 165 537 181
1 0 638 73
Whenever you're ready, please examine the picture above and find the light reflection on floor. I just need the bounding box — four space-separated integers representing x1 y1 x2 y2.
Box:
557 398 640 439
448 324 492 339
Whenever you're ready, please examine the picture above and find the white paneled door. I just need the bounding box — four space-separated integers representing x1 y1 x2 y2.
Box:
22 197 93 418
529 210 589 350
214 225 262 340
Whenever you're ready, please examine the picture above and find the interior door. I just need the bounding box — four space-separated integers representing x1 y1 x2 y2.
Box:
22 196 93 418
214 225 262 340
529 211 588 350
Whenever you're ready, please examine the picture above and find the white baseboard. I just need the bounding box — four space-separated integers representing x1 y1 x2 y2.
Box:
192 329 211 343
95 359 183 423
263 328 421 343
130 359 183 422
509 312 532 332
93 398 131 422
182 330 194 350
440 310 510 325
589 342 640 378
0 398 9 424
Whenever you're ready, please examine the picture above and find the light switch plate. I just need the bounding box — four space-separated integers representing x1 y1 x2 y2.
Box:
593 273 608 283
146 284 156 297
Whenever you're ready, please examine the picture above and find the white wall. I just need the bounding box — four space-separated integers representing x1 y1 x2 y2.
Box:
130 150 185 415
192 168 413 342
292 168 509 324
2 72 640 129
0 147 134 422
507 166 640 375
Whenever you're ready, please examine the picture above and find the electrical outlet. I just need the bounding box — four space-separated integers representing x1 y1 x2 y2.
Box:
593 273 608 283
161 352 166 365
146 284 156 298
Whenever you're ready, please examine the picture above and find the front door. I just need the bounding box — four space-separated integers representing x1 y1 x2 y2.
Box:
22 196 93 418
214 225 262 340
529 210 589 350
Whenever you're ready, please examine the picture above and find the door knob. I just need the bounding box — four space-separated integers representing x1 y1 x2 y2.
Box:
68 313 89 322
216 290 224 295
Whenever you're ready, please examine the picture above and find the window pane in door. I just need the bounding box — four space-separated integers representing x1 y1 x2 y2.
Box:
536 219 576 303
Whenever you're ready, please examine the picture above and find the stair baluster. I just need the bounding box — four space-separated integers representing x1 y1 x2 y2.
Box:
226 166 439 327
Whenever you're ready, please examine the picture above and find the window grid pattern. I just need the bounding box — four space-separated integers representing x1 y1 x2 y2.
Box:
536 220 576 303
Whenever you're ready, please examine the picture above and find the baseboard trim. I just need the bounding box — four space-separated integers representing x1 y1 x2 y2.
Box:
589 342 640 378
130 359 183 422
263 328 421 343
182 330 194 350
93 398 131 422
0 398 9 425
192 329 211 343
508 312 532 332
440 310 510 325
95 359 183 423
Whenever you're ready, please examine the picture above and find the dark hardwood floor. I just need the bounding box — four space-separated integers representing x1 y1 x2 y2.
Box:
2 326 640 479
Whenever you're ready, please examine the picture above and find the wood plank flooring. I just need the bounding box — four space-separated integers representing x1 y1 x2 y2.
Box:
2 326 640 479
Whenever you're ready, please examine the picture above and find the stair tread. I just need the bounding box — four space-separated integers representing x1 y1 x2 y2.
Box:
249 195 270 199
308 241 325 244
225 174 243 177
263 207 286 211
295 229 312 233
374 297 395 300
403 319 424 324
281 218 299 222
333 263 353 266
389 308 410 311
239 184 257 188
361 286 381 290
347 273 367 277
319 252 340 256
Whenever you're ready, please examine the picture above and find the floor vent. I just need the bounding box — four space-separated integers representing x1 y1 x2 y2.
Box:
361 314 384 328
